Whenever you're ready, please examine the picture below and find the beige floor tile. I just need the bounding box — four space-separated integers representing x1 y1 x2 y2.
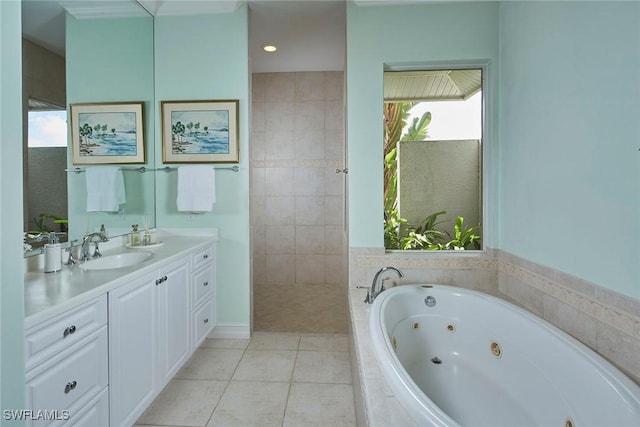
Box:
254 284 348 333
284 383 356 427
207 381 289 427
201 338 250 349
248 332 300 350
175 348 245 380
232 349 297 382
136 379 226 427
299 334 348 352
140 333 358 427
293 350 352 384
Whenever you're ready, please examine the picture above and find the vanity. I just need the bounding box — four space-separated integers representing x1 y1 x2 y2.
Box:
23 230 217 427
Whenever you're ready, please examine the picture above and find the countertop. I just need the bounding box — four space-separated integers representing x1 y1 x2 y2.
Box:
24 230 218 330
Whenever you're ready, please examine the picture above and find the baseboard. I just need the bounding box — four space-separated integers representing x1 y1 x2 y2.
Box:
209 322 251 339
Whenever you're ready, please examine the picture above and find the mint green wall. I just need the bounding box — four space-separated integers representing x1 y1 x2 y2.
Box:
66 15 155 240
154 6 250 325
499 1 640 299
0 0 25 419
346 1 500 248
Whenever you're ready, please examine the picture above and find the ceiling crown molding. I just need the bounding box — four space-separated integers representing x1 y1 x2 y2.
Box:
352 0 479 6
352 0 427 5
139 0 243 16
59 1 151 19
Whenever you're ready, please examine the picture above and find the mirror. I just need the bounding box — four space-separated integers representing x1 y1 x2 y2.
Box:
383 68 483 251
25 99 68 243
22 0 155 253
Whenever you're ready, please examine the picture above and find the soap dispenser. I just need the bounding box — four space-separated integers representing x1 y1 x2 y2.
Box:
130 224 140 246
44 232 62 273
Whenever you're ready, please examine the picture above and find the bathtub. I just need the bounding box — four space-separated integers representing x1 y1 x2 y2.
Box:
369 284 640 427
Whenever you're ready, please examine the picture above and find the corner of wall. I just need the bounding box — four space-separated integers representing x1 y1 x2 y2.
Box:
1 0 26 416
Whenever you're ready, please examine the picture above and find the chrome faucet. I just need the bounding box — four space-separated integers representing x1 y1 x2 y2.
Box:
80 232 109 261
363 266 404 304
65 239 78 265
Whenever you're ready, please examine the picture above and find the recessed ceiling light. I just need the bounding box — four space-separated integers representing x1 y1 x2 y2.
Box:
263 45 277 53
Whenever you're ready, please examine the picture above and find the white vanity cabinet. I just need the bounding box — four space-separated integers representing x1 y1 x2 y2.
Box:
24 295 109 427
25 236 218 427
156 258 190 383
191 244 216 349
108 272 156 427
108 257 190 427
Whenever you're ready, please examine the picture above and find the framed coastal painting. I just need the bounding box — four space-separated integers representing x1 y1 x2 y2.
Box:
161 100 239 163
70 102 145 164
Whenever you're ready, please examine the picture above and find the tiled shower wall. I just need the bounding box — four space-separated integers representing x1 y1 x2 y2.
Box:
250 71 347 333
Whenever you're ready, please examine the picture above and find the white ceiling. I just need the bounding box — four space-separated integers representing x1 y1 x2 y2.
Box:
22 0 67 56
21 0 347 73
249 0 345 72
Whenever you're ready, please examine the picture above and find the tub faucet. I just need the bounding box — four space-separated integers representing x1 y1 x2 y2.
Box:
364 266 404 304
80 231 109 261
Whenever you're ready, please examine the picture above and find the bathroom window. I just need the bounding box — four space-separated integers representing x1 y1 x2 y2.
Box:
383 68 483 251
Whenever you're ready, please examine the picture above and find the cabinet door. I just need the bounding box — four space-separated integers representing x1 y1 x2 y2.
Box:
156 260 190 386
109 274 157 427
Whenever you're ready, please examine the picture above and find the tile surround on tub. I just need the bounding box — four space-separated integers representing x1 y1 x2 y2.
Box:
496 249 640 383
349 247 498 294
348 246 640 426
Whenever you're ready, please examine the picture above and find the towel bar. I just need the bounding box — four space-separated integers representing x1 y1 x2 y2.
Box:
65 165 239 174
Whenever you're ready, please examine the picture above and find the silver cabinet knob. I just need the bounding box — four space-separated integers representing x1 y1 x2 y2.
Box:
64 380 77 394
63 325 77 337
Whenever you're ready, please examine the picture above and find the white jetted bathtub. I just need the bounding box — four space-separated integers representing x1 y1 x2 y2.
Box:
369 284 640 427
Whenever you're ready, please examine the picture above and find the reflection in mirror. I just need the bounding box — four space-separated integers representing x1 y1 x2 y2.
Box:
21 1 155 256
66 10 155 242
22 8 68 250
383 69 483 251
26 99 68 245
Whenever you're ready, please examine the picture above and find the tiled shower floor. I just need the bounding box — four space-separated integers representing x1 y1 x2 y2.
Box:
253 284 349 334
134 332 356 427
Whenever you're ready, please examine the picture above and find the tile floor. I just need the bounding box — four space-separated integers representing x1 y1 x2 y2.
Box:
135 332 356 427
253 284 348 334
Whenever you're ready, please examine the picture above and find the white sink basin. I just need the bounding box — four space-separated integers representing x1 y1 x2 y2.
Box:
79 252 152 271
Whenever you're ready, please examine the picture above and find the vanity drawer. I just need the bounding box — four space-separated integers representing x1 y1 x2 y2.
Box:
191 245 214 271
62 387 109 427
25 295 107 371
25 326 108 426
192 297 215 349
192 264 214 308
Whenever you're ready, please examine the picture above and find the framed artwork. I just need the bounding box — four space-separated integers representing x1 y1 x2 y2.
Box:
70 102 145 164
161 99 239 163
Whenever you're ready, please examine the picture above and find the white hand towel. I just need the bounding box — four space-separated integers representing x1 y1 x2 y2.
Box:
176 165 215 212
85 166 126 212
